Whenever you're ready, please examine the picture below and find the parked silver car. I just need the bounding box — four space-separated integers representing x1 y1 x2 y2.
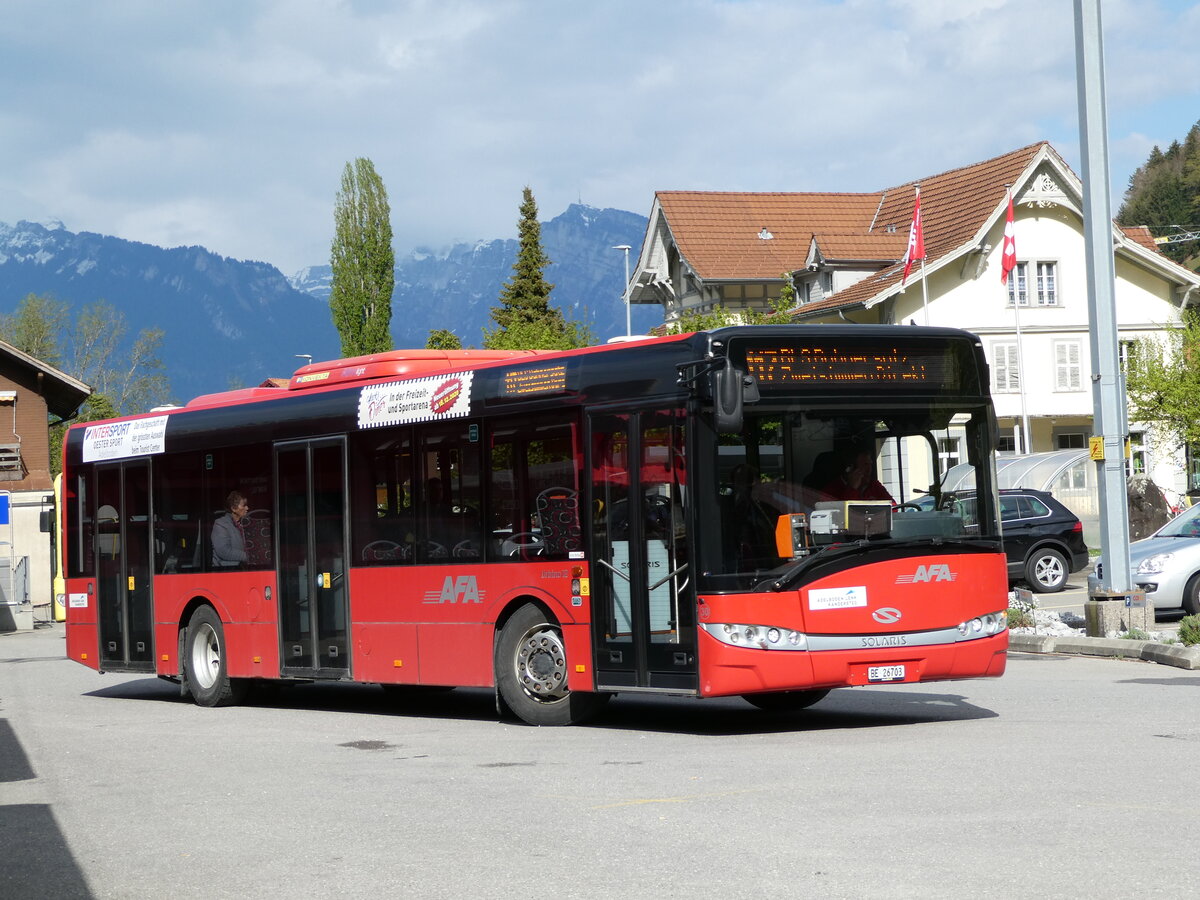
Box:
1089 502 1200 613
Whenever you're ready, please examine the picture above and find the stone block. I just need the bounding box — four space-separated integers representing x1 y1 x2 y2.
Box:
1084 594 1152 637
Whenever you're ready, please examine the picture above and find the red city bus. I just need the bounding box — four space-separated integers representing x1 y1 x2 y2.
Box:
62 325 1008 725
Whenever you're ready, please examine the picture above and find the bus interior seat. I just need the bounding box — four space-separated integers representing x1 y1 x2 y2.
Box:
536 487 582 557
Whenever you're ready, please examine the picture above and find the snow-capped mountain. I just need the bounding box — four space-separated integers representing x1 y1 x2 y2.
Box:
289 203 660 346
0 203 659 404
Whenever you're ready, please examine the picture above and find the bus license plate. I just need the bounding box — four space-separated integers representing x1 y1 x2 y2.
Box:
868 664 905 682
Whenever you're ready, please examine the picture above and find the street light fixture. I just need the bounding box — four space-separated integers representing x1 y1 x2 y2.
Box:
294 354 313 366
613 244 632 338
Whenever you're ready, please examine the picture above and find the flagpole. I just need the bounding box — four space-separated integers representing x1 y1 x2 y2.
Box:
920 257 929 325
1002 184 1033 454
1012 288 1033 454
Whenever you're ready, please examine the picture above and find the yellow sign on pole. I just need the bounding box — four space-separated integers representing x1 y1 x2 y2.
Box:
1088 436 1104 460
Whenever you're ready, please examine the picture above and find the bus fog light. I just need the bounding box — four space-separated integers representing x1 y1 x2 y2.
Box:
744 626 758 642
767 628 781 643
788 631 801 645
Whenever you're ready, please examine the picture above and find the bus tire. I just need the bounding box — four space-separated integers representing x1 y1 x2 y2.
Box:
495 603 608 726
184 606 248 708
742 689 831 712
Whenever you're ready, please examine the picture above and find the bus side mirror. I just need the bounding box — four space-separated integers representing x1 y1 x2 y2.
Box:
712 359 758 434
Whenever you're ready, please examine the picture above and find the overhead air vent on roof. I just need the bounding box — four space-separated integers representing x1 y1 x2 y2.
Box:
758 227 774 240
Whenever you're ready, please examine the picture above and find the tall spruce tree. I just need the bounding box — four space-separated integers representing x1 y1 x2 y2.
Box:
1117 119 1200 271
484 186 592 350
330 157 395 356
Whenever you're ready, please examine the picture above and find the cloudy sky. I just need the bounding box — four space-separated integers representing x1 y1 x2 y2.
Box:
2 0 1198 276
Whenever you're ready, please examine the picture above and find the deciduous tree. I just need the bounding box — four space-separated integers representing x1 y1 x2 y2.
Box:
1125 307 1200 452
330 157 395 356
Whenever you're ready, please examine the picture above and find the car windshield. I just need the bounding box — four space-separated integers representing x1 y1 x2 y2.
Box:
1156 502 1200 538
697 402 1001 591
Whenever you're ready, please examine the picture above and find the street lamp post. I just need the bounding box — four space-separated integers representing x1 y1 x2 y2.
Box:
613 244 632 338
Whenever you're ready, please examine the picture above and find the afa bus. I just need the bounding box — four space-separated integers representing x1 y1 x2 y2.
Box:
62 325 1009 726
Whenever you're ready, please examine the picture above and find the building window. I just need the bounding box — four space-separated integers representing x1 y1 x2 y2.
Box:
1118 338 1140 379
1127 431 1147 477
996 428 1017 454
1057 432 1087 450
1006 263 1028 306
1036 262 1058 305
1007 261 1060 307
992 343 1020 393
1187 443 1200 494
938 437 961 470
1054 340 1082 391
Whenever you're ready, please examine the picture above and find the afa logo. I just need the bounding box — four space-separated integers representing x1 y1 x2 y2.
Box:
894 564 957 584
423 575 486 604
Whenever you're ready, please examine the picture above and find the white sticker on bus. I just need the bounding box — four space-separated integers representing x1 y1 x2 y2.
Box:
808 586 868 611
68 593 89 608
82 415 169 462
358 372 474 428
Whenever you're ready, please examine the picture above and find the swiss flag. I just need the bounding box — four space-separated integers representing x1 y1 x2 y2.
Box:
901 188 924 286
1000 189 1017 284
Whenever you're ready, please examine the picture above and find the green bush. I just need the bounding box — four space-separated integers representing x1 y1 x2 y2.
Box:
1119 628 1151 641
1179 615 1200 646
1007 609 1034 629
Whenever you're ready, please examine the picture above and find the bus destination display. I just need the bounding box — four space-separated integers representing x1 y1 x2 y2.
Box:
500 363 571 398
739 343 955 387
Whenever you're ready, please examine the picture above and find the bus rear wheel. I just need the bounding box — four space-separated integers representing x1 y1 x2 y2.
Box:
496 603 608 726
184 606 248 708
742 689 831 712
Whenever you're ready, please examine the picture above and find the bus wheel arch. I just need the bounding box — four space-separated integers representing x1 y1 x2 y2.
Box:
182 604 248 708
493 600 608 726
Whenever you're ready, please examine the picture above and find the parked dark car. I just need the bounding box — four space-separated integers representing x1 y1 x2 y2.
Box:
909 488 1089 592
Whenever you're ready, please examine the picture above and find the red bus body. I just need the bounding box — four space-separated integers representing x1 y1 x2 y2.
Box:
63 326 1008 724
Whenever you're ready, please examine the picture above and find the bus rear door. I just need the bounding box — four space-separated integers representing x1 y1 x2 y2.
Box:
93 461 155 671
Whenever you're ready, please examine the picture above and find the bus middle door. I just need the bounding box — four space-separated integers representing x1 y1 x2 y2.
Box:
589 410 696 693
275 439 350 678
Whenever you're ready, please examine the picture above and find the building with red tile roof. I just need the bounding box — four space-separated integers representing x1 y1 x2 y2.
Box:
628 141 1200 504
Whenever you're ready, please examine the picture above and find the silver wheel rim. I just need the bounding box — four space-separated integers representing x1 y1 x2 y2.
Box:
513 624 568 703
191 622 221 690
1035 555 1064 587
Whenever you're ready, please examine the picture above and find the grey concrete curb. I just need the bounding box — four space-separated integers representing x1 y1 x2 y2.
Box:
1009 633 1200 670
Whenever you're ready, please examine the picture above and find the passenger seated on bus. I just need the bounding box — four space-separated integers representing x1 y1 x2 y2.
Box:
819 448 894 502
212 490 249 567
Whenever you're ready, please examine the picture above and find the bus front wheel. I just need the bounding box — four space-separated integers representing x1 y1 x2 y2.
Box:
742 689 831 712
184 606 248 708
495 603 608 726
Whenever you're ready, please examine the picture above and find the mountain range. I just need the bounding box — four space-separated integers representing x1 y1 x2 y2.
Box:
0 205 658 404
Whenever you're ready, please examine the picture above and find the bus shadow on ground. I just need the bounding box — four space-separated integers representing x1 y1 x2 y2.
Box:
83 677 997 736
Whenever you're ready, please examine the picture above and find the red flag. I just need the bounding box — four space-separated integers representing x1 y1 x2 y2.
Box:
1000 188 1017 285
901 188 924 286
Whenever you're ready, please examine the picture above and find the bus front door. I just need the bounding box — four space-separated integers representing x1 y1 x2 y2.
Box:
94 461 154 672
276 439 351 678
589 410 696 693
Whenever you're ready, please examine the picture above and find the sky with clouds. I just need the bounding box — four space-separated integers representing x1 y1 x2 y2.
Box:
1 0 1198 276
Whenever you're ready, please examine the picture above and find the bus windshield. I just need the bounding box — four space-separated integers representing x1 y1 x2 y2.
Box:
700 401 1000 591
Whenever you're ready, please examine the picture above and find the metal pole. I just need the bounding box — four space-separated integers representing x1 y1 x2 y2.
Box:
1074 0 1132 592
